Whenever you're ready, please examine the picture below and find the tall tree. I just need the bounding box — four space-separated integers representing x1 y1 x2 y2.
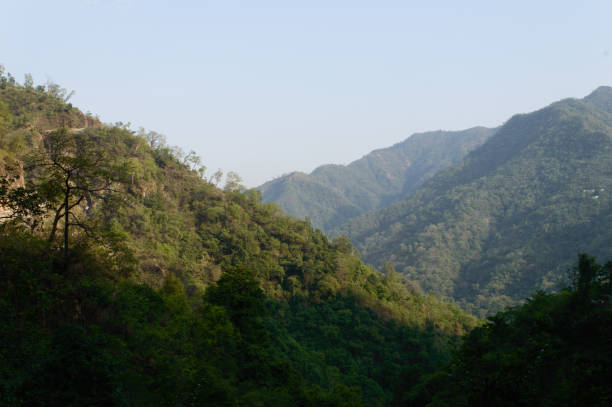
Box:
26 128 129 265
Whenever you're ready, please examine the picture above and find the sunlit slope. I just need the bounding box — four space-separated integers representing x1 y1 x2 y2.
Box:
1 74 479 406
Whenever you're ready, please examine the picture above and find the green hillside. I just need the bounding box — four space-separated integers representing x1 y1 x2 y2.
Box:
338 87 612 316
0 70 477 405
407 254 612 406
258 127 494 231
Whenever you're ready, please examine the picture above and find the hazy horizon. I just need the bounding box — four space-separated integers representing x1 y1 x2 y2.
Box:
2 0 611 187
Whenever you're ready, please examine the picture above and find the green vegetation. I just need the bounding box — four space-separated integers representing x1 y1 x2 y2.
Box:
338 88 612 316
258 127 494 232
408 254 612 406
3 68 609 406
0 68 477 405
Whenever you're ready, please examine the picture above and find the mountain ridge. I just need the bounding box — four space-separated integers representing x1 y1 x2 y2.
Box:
258 126 496 231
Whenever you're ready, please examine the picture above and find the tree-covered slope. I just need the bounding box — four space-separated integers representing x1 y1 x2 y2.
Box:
258 127 494 231
407 255 612 406
0 69 477 406
338 87 612 316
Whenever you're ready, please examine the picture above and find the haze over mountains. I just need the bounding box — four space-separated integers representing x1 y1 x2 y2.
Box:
258 127 495 231
263 87 612 316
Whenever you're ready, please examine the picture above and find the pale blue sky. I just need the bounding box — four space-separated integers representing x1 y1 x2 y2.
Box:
2 0 611 186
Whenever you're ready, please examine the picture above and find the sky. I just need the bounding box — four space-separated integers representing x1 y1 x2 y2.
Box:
2 0 611 187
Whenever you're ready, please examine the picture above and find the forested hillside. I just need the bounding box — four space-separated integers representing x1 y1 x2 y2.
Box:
407 254 612 406
0 69 477 406
338 87 612 316
258 127 494 231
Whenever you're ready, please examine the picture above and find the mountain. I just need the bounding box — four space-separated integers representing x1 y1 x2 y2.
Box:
258 127 495 231
0 70 477 406
337 87 612 316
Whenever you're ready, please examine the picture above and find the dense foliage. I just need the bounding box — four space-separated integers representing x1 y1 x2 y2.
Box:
338 88 612 316
258 127 494 232
408 254 612 406
0 69 477 405
0 232 366 406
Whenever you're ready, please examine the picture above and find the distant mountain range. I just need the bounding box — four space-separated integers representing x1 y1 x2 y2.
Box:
261 87 612 316
258 127 495 231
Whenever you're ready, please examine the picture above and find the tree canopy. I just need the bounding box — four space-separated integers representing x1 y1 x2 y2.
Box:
407 254 612 406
